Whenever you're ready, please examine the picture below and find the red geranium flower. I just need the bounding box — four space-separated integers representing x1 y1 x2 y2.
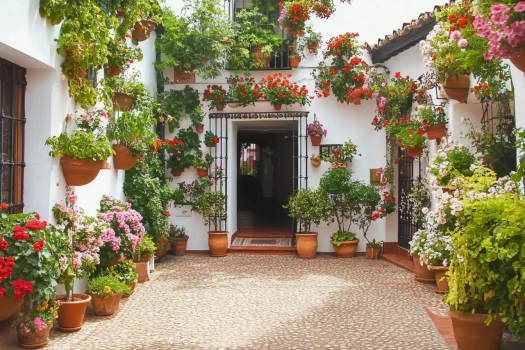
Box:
12 279 33 299
213 137 219 144
13 226 29 241
0 237 7 252
33 239 44 252
25 221 47 231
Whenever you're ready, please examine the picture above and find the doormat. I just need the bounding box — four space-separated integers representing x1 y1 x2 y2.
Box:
251 239 277 245
231 237 292 247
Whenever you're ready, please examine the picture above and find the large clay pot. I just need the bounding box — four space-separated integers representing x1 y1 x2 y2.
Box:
132 19 156 42
113 92 135 111
196 124 204 133
290 56 301 68
197 168 209 177
113 145 138 171
56 293 91 332
17 322 53 349
366 246 381 259
251 45 271 68
208 231 228 257
406 146 423 157
425 124 447 140
135 261 149 283
0 295 24 321
108 66 121 77
171 237 189 256
413 252 435 283
307 43 319 54
171 169 183 176
60 156 110 186
273 104 282 111
155 237 169 261
90 293 122 316
331 240 359 258
139 254 153 263
443 75 470 102
510 51 525 73
448 310 505 350
310 135 322 146
430 266 449 293
296 233 318 259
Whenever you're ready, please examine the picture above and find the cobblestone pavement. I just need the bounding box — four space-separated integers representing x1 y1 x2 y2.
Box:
1 255 523 349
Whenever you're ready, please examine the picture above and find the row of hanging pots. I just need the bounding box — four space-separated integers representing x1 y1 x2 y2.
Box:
171 166 211 178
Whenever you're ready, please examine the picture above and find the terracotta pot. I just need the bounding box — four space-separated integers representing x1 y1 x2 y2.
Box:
510 51 525 73
113 92 135 111
126 282 136 294
310 135 322 146
171 237 189 256
251 45 271 68
196 124 204 133
106 254 125 267
77 68 87 79
443 75 470 103
155 237 169 261
440 186 455 194
430 266 449 293
0 295 24 321
140 253 153 263
90 293 122 316
174 71 195 83
321 81 331 91
425 124 447 141
311 159 321 168
290 56 301 68
208 231 228 257
56 293 91 332
135 261 149 283
171 169 184 176
413 252 435 283
113 145 138 171
296 233 318 259
228 102 239 108
216 105 225 112
331 240 359 258
307 43 319 54
395 139 403 148
108 66 121 77
60 156 110 187
197 168 208 177
273 104 282 111
448 310 505 350
117 8 124 17
132 19 156 42
366 246 381 259
17 322 52 349
406 146 423 157
207 142 217 148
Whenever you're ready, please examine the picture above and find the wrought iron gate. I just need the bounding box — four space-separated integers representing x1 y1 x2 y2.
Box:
397 157 421 250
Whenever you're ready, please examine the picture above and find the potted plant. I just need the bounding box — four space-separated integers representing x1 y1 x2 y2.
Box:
13 299 59 349
278 0 310 37
46 129 114 186
421 229 453 293
122 0 163 42
284 188 329 259
204 131 220 148
106 110 157 170
156 136 191 176
104 71 148 111
260 73 310 110
168 225 189 256
321 140 361 167
409 230 436 283
289 40 302 68
155 228 170 262
365 239 382 259
330 231 359 258
426 142 477 188
106 35 143 76
108 260 138 298
417 105 448 141
227 75 261 107
159 86 201 133
304 25 323 54
190 106 205 134
310 154 321 168
194 191 228 257
395 121 427 156
307 120 327 146
133 235 156 263
203 85 229 111
352 181 384 257
86 274 130 316
193 154 214 177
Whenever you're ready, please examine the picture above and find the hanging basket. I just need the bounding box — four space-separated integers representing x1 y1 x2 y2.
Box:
310 135 322 146
425 124 447 140
510 51 525 73
405 146 423 157
251 45 271 68
307 43 319 54
443 75 470 103
108 66 121 77
132 19 156 42
195 124 204 133
112 145 138 171
311 159 321 168
60 156 110 186
197 168 209 177
113 92 135 112
290 56 301 68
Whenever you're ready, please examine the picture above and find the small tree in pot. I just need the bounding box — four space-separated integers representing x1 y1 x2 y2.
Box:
194 191 228 257
284 188 329 259
352 182 382 259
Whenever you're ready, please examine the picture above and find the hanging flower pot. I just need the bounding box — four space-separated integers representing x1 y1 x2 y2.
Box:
113 92 135 112
208 231 228 257
311 158 321 168
310 135 322 146
429 266 449 293
443 75 470 102
0 296 24 321
60 156 111 186
425 124 447 140
227 102 239 108
448 311 505 350
331 240 359 258
112 145 138 171
510 51 525 73
290 56 301 68
365 246 381 259
56 294 91 332
171 169 184 176
251 45 271 68
197 168 209 177
132 20 156 42
307 43 319 54
413 252 435 283
273 104 282 111
174 70 195 84
296 233 318 259
215 105 225 112
108 66 121 77
17 323 53 349
90 293 122 316
171 237 189 256
195 124 204 133
406 146 423 157
395 139 404 148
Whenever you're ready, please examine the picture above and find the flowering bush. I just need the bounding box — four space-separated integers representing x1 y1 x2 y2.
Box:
427 142 478 187
13 298 59 334
406 181 431 225
307 120 327 137
279 0 311 36
310 0 336 19
395 120 428 149
204 131 220 147
415 104 448 126
260 73 310 106
106 35 143 71
322 140 360 165
203 84 228 108
227 75 261 107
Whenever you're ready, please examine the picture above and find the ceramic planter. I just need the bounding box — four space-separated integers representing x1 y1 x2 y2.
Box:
132 19 156 42
365 246 381 259
429 266 449 293
310 135 322 146
208 231 228 257
155 237 169 261
135 261 150 283
290 56 301 68
251 45 271 68
307 43 319 54
311 159 321 168
413 252 435 283
215 105 225 112
448 310 505 350
17 323 53 349
0 295 24 321
296 233 318 259
171 237 189 256
195 124 204 133
443 75 470 103
273 104 282 111
108 66 121 77
171 169 184 177
425 124 447 141
197 168 209 177
56 293 91 332
405 146 423 157
113 92 135 111
331 240 359 258
510 51 525 73
60 156 110 187
90 293 122 316
113 145 138 171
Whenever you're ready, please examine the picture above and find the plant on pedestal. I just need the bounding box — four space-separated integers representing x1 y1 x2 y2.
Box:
260 73 310 110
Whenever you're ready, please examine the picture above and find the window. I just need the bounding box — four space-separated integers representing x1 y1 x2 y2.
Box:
0 58 26 214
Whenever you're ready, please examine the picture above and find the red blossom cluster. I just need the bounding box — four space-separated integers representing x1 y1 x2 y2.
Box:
12 278 33 299
203 85 228 103
287 1 311 36
0 236 7 251
164 211 171 217
309 0 336 19
151 138 185 152
13 226 29 241
33 239 44 252
25 221 47 231
0 256 15 284
260 73 309 106
447 8 471 34
0 204 7 210
346 87 372 105
227 76 262 105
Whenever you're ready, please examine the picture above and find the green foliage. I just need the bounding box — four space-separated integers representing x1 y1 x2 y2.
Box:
108 259 138 284
427 144 477 187
189 106 205 127
167 127 202 171
168 225 188 242
395 122 427 149
204 131 219 147
284 188 329 232
319 168 352 194
86 274 131 299
367 239 382 249
331 231 357 246
116 0 164 39
194 191 227 232
159 87 201 132
193 154 214 169
416 104 448 126
104 71 149 109
106 36 143 70
135 235 156 255
106 110 157 156
45 130 115 161
322 140 360 164
369 69 417 121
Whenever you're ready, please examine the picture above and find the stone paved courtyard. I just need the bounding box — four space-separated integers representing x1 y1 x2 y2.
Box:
2 255 525 349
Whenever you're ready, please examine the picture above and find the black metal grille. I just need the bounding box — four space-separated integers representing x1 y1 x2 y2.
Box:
0 58 26 214
397 157 420 249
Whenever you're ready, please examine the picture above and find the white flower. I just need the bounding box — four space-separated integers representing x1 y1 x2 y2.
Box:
422 207 429 214
469 164 477 171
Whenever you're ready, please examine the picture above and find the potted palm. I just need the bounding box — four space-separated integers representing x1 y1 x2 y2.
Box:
168 225 189 256
194 191 228 257
284 188 329 259
193 154 214 178
86 275 130 316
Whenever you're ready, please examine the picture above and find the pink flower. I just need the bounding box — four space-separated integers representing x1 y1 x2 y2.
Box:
33 317 46 331
450 30 462 41
515 1 525 12
101 110 108 118
458 39 468 48
491 3 510 14
72 257 82 269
